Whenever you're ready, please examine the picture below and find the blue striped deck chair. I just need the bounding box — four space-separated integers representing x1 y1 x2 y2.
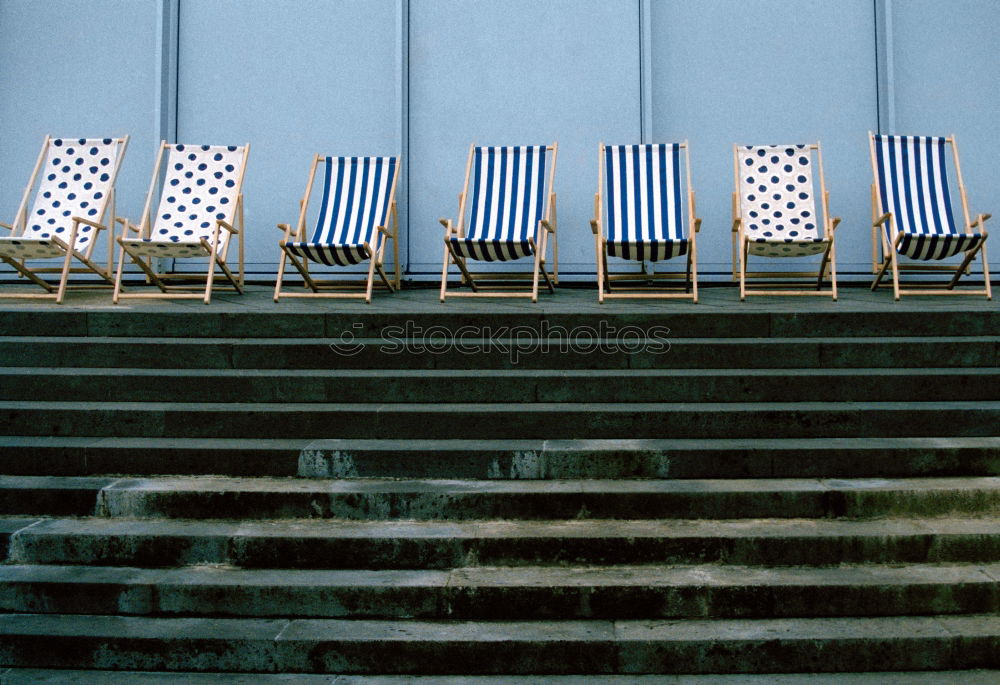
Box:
114 141 250 305
590 142 702 302
439 143 558 302
275 154 400 304
0 135 129 303
732 143 840 301
869 133 991 300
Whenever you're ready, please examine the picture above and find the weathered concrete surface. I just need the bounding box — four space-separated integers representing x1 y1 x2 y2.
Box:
1 613 998 674
8 517 1000 569
2 563 997 620
4 669 1000 684
2 400 998 440
3 367 997 403
298 437 1000 480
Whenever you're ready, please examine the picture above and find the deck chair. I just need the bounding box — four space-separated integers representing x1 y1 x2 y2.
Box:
731 143 840 301
590 142 702 302
274 155 400 303
439 143 557 302
113 141 250 305
869 133 991 300
0 135 129 303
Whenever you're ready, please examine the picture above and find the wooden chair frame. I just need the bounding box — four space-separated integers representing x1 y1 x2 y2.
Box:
273 154 401 304
731 142 840 301
868 132 992 300
439 142 558 303
0 135 129 304
590 141 702 303
112 141 250 305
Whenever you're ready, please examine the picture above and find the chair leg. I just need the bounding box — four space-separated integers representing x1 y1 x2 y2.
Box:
982 241 993 300
439 243 451 302
690 239 699 304
530 248 541 304
273 248 288 302
595 234 605 304
739 239 748 301
55 243 75 305
364 248 378 304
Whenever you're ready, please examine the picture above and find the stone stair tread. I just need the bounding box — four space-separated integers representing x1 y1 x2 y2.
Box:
3 561 997 590
3 670 1000 684
3 399 997 410
12 515 998 539
1 613 998 674
3 366 997 376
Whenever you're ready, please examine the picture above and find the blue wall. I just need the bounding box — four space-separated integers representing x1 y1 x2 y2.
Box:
2 0 997 279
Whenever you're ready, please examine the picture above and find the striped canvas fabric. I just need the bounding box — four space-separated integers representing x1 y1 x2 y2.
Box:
122 143 246 259
604 143 687 262
736 145 827 258
873 135 984 260
449 145 547 262
0 137 120 260
284 156 397 267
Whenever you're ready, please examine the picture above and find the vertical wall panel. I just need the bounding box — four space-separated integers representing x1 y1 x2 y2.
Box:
175 0 399 270
407 0 641 274
0 0 160 270
650 0 877 273
891 0 999 252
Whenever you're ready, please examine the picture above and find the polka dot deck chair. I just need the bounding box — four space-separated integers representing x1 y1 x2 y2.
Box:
274 154 400 304
439 143 558 302
113 141 250 305
731 143 841 301
590 142 702 303
869 133 991 300
0 135 129 303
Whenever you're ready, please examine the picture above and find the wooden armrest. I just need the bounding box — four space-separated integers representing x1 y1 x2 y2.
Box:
830 217 842 231
873 212 892 227
71 217 107 231
540 219 555 233
731 218 741 232
693 217 702 234
0 221 12 231
378 225 394 238
217 219 239 234
277 223 291 233
439 218 451 228
970 213 992 228
590 219 599 235
116 217 141 233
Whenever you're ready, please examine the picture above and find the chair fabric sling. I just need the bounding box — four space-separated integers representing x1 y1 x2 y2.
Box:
736 144 827 258
872 135 985 260
448 145 547 262
119 144 246 259
282 156 397 266
0 137 120 260
604 143 687 262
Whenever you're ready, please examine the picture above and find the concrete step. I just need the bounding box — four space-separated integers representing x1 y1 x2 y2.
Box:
298 437 1000 479
2 300 996 338
0 477 118 516
4 670 1000 685
2 562 998 620
3 436 996 479
52 476 1000 520
7 517 999 569
0 336 995 370
2 367 997 403
1 400 997 440
1 613 998 674
0 437 304 477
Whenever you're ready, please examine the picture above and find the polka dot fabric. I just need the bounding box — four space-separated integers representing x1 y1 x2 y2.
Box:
122 144 245 258
737 145 827 258
0 138 119 260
